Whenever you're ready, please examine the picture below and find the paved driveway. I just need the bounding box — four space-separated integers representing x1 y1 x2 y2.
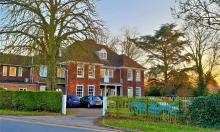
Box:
0 108 118 132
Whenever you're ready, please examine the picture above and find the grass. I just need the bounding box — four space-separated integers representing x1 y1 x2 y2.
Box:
0 109 75 116
103 118 219 132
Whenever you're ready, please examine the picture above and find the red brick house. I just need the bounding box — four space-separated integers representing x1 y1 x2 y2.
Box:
0 40 145 97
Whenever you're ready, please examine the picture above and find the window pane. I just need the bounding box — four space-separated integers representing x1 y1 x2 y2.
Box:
89 65 95 78
128 87 133 97
136 70 141 81
88 85 95 96
77 64 84 78
18 67 23 77
9 67 17 77
40 65 47 77
76 85 83 97
2 66 7 76
136 87 141 97
127 69 133 81
100 69 105 77
109 70 114 78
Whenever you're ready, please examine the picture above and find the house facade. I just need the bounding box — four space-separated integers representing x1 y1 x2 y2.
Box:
0 40 145 97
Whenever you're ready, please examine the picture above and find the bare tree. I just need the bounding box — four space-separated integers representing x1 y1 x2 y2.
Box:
184 24 220 95
0 0 102 90
96 30 120 52
120 27 142 61
173 0 220 31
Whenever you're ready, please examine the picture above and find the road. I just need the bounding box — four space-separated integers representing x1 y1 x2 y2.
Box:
0 118 103 132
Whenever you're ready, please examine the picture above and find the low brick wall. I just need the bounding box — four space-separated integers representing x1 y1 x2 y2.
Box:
0 83 38 91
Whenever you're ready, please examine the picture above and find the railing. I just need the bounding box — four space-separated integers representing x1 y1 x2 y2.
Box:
106 96 194 123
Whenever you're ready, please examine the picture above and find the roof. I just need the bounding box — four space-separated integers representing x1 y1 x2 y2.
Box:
0 40 145 69
0 53 32 66
63 40 145 69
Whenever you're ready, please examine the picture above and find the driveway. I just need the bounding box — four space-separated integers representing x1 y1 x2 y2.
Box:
0 108 119 132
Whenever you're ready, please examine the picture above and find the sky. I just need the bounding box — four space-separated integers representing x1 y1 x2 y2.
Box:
97 0 220 84
97 0 176 36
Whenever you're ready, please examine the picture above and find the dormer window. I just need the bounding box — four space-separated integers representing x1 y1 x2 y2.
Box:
98 49 107 60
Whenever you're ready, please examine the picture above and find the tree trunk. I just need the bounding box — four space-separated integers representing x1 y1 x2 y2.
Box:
47 54 57 91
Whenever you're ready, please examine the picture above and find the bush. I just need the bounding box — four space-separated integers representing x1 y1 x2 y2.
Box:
187 95 220 129
0 91 62 112
145 87 161 96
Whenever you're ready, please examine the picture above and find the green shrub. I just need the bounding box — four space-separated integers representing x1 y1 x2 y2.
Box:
0 91 62 112
146 87 161 96
187 95 220 129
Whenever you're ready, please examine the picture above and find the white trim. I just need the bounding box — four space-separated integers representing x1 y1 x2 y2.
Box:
77 63 84 78
76 85 84 97
100 83 122 86
59 61 103 66
88 85 95 96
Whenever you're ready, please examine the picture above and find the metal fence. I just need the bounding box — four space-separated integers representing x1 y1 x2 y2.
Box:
106 96 194 123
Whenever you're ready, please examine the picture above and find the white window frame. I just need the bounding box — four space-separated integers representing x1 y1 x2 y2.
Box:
18 67 23 77
76 85 84 97
19 88 27 91
39 65 47 77
103 69 114 78
99 49 107 60
127 69 133 81
57 67 65 78
77 63 84 78
88 65 95 79
128 87 133 97
2 66 7 76
135 87 141 97
9 66 17 77
136 70 141 81
88 85 95 96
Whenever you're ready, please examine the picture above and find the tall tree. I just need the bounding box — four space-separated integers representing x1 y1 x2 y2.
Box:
173 0 220 31
184 24 220 95
132 24 187 94
0 0 102 90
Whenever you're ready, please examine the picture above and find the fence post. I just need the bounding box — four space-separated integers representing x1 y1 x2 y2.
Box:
102 96 107 116
62 95 67 115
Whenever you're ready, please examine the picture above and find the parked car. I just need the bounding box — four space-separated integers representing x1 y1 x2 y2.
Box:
129 101 179 116
80 96 103 108
67 96 81 108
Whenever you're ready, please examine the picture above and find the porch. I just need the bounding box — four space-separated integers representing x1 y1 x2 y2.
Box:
100 84 123 96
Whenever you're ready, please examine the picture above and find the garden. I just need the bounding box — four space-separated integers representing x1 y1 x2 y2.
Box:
105 95 220 131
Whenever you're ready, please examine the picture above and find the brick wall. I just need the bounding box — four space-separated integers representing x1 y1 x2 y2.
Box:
0 65 31 82
0 83 38 91
67 63 101 96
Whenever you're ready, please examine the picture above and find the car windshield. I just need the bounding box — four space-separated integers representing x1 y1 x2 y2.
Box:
92 96 101 100
71 96 80 100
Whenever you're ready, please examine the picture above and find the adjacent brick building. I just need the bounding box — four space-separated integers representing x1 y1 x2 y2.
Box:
0 40 145 97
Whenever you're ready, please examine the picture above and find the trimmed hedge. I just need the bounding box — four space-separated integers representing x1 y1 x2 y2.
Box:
0 91 62 112
187 95 220 129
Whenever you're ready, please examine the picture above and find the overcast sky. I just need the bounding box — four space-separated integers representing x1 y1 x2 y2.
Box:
97 0 176 36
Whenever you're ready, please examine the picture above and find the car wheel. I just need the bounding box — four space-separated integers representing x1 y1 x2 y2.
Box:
87 103 91 108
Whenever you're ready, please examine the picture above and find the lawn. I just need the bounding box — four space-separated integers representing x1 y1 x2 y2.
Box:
103 118 219 132
0 109 75 116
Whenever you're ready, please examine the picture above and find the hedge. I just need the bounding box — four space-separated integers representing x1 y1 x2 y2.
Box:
187 95 220 129
0 91 62 112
